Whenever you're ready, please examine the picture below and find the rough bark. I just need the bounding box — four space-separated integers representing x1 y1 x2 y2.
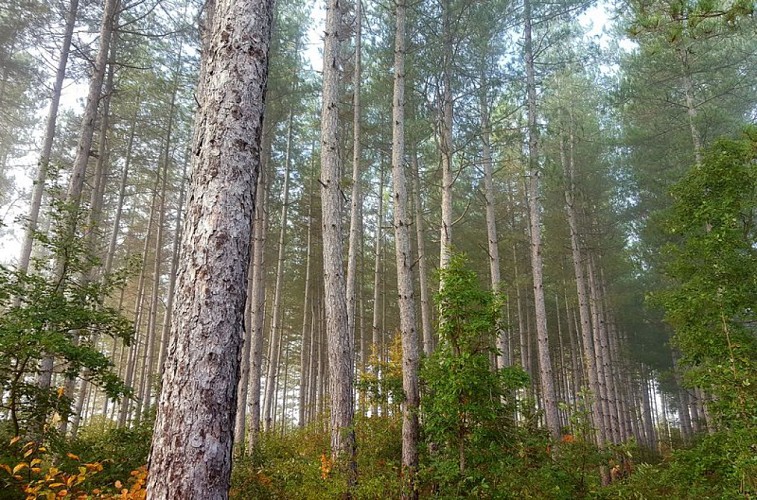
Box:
146 0 275 496
319 0 356 476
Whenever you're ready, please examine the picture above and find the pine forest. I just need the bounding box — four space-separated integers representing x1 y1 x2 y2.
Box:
0 0 755 497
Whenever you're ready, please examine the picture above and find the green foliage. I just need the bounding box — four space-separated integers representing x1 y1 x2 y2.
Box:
64 414 153 489
603 428 756 498
657 127 757 427
421 253 529 492
0 198 133 439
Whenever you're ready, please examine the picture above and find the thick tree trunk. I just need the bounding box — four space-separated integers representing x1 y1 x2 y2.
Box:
391 2 419 495
146 0 275 496
319 0 356 477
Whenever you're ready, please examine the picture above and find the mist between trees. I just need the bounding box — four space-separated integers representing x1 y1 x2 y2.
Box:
0 0 755 498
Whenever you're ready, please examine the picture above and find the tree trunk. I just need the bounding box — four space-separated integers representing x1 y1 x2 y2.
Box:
246 168 268 452
411 153 433 356
480 75 505 369
17 0 79 274
146 0 275 496
157 157 188 376
38 0 121 395
298 171 315 427
524 0 559 440
263 110 293 430
319 0 356 477
391 1 419 494
560 114 605 446
346 0 362 357
438 0 454 273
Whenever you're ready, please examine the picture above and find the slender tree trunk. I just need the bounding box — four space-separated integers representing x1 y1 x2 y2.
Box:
480 77 505 369
157 158 188 375
346 0 362 356
298 171 315 427
372 165 385 362
263 111 293 429
17 0 79 274
560 116 605 446
146 0 275 496
246 169 268 452
391 2 419 494
69 51 118 436
524 0 559 440
411 153 433 355
438 0 454 273
37 0 121 396
140 144 170 418
320 0 356 476
642 371 657 452
676 47 702 166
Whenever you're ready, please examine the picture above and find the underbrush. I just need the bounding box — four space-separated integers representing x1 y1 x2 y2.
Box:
602 428 756 499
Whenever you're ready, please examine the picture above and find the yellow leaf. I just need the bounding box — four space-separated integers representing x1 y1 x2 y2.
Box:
9 436 21 445
30 458 42 467
49 483 65 488
0 464 11 474
66 452 80 461
78 466 87 476
57 387 65 398
31 468 42 473
24 449 34 458
67 475 75 486
37 447 47 453
13 463 28 474
57 490 67 497
22 441 35 450
48 466 59 475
